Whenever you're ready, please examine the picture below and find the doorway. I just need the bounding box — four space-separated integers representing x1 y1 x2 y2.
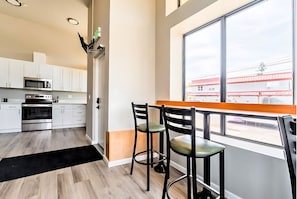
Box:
93 55 106 154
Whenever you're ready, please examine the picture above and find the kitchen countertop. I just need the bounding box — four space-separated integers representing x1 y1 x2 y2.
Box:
53 101 87 105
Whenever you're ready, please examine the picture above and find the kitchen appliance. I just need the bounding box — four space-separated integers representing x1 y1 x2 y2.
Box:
22 94 53 131
24 77 52 91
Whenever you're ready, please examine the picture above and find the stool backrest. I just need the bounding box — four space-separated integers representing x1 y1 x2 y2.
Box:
132 102 149 128
278 115 296 199
163 106 196 154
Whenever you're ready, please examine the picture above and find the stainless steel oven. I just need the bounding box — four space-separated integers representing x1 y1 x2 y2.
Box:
22 94 53 131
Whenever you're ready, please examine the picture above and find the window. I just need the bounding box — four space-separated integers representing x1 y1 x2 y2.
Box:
183 0 295 146
226 0 293 105
184 21 221 102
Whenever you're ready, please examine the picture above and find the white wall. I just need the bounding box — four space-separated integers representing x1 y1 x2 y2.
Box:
155 0 292 198
0 12 87 69
108 0 156 131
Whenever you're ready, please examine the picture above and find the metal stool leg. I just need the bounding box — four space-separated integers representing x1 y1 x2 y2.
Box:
220 151 225 199
147 132 150 191
151 133 154 168
130 130 138 175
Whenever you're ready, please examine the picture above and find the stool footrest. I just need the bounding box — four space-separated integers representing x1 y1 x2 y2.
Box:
165 174 223 199
134 149 166 166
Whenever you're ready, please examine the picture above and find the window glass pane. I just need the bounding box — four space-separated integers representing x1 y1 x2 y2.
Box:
226 0 293 104
226 116 281 145
185 22 221 102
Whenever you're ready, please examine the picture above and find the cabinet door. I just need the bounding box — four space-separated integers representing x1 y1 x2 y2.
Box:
9 59 23 88
62 105 73 126
62 68 72 91
0 58 9 88
39 64 53 79
23 61 38 78
0 104 21 133
72 105 86 125
52 66 63 90
52 106 63 128
72 69 80 92
80 70 87 92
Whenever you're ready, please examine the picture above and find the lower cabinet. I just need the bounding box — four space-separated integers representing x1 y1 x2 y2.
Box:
0 104 21 133
52 104 86 129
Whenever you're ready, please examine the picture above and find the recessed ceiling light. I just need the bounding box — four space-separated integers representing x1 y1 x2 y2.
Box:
67 18 79 25
5 0 22 6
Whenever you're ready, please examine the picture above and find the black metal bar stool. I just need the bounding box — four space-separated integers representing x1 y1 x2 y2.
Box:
278 115 296 199
130 102 166 191
162 106 225 199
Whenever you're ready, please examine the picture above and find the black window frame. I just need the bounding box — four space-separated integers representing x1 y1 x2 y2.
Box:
182 0 296 146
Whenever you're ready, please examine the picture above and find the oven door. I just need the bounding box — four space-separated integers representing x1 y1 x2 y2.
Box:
22 104 52 131
22 104 52 120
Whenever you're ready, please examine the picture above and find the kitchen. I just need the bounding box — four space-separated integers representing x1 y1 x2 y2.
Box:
0 56 87 134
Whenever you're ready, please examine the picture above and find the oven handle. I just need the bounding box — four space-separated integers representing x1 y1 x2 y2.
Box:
22 104 53 107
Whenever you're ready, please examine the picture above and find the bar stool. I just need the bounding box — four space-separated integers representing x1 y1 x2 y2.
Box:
130 102 166 191
162 106 225 199
278 115 296 199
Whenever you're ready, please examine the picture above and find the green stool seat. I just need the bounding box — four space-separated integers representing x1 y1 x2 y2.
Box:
138 123 165 133
171 135 225 158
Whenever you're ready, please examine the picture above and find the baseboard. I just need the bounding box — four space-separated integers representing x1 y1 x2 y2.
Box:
170 161 242 199
85 134 97 145
107 153 158 168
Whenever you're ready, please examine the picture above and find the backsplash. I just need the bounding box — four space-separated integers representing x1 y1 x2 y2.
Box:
0 88 86 103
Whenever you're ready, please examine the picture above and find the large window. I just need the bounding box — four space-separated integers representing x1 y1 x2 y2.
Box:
184 21 221 102
184 0 295 146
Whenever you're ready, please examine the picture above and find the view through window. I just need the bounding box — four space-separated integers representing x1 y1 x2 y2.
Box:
184 0 294 145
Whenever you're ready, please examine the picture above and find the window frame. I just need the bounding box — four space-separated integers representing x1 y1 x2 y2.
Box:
182 0 296 146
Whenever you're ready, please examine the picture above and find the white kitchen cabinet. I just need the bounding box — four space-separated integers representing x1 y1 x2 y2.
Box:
0 58 23 89
63 67 72 91
0 104 21 133
52 66 63 90
52 66 73 91
81 70 87 92
23 61 52 79
9 59 24 88
39 64 53 79
72 105 86 125
72 69 87 92
72 69 80 92
0 58 9 88
52 104 85 129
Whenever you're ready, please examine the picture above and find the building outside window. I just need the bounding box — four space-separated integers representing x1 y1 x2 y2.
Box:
184 0 295 146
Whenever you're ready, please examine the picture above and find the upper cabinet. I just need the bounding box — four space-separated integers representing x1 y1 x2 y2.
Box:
23 62 53 79
72 69 87 92
0 57 23 89
52 66 87 92
0 57 86 92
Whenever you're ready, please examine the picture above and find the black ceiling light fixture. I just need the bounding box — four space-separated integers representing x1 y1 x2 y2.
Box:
67 17 79 25
5 0 22 6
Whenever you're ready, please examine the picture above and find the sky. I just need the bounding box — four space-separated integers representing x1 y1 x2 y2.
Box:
185 0 293 81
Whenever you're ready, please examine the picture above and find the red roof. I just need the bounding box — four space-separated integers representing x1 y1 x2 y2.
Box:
189 72 292 86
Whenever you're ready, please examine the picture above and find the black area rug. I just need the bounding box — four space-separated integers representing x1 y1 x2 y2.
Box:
0 145 102 182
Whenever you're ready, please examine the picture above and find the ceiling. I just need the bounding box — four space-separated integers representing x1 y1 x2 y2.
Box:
0 0 90 37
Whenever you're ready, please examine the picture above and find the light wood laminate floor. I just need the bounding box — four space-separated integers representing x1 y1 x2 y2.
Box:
0 128 187 199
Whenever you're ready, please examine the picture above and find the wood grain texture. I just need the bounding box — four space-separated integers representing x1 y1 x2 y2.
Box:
107 130 158 161
156 100 296 114
0 128 188 199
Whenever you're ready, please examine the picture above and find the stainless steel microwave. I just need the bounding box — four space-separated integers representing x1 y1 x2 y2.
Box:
24 77 52 91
